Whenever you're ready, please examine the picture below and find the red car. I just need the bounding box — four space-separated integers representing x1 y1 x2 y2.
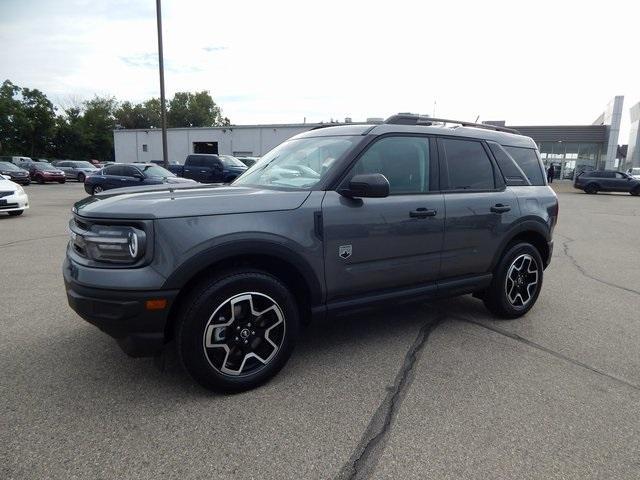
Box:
29 162 66 183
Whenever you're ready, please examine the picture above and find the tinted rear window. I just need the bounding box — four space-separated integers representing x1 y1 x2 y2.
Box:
487 142 529 186
441 139 495 190
503 146 545 186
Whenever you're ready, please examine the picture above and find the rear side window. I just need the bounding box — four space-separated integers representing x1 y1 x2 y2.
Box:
503 146 545 186
441 138 495 190
487 142 529 186
186 156 201 167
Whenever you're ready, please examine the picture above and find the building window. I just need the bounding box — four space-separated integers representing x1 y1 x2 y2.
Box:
142 144 148 152
538 142 602 180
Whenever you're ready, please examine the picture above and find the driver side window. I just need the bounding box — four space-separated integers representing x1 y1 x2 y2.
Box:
351 136 431 194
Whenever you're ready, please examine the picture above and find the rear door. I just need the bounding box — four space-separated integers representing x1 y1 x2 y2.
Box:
100 165 121 189
438 137 520 279
322 135 444 302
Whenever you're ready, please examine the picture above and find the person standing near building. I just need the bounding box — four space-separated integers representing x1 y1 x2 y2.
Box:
547 164 555 183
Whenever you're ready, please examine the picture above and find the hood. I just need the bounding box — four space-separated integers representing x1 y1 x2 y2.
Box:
73 183 311 219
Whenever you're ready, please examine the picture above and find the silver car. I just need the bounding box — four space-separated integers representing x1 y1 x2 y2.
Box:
53 160 99 182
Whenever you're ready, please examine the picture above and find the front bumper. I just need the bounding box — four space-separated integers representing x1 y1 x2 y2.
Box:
8 175 30 185
0 191 29 212
63 257 178 357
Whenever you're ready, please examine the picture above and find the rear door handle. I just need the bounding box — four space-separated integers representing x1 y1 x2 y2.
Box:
491 204 511 213
410 208 437 218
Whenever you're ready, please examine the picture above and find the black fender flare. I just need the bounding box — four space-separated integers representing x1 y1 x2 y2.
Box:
161 239 324 305
489 218 551 271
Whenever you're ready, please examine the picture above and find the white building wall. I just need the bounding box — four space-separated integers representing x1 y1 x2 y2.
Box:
113 125 317 164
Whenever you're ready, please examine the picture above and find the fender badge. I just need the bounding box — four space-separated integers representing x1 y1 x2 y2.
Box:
339 245 352 259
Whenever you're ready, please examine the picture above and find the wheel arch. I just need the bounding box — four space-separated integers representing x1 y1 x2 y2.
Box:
490 220 551 272
163 242 322 341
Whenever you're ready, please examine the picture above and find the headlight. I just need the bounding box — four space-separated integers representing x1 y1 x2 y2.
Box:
70 222 146 264
15 185 25 194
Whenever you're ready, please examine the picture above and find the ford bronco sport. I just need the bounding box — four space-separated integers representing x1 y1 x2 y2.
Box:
64 114 558 392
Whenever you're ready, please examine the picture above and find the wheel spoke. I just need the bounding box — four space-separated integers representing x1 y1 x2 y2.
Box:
504 254 539 308
202 292 285 376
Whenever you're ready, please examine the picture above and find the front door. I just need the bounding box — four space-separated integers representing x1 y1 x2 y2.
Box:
322 135 444 302
437 137 520 279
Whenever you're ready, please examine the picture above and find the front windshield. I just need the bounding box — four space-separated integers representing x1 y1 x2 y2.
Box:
630 168 640 175
35 163 57 170
0 162 20 171
140 164 175 178
72 161 96 169
220 155 247 168
233 136 357 189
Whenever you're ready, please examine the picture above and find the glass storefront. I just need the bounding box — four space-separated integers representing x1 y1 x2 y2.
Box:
538 142 602 180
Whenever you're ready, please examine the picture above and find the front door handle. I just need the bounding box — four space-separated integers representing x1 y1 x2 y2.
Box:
410 208 437 218
491 204 511 213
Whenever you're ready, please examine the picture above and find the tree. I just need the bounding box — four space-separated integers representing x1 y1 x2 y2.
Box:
0 80 21 154
167 91 229 127
114 98 161 129
82 96 117 161
0 79 231 160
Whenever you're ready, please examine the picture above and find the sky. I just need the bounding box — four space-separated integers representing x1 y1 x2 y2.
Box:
1 0 639 139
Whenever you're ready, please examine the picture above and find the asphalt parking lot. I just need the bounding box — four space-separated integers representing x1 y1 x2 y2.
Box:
2 182 639 480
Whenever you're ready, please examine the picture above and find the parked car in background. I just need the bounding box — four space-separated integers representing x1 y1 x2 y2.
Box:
84 163 197 195
142 160 183 175
171 154 247 183
627 167 640 180
574 170 640 195
236 156 260 168
0 161 31 185
52 160 99 182
0 155 32 164
0 176 29 216
28 162 66 183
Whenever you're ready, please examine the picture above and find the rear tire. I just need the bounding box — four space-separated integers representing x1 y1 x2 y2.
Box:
58 179 65 184
177 269 299 393
8 210 23 216
584 183 598 194
483 243 544 319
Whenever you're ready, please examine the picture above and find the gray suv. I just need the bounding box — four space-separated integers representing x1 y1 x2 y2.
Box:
64 114 558 392
574 169 640 195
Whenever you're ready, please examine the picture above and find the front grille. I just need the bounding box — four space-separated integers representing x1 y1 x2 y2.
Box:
0 203 19 210
0 191 12 198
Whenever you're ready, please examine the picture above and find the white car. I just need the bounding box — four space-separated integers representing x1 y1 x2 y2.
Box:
0 175 29 216
628 168 640 180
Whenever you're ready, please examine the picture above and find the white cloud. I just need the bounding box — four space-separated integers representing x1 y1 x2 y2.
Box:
1 0 638 137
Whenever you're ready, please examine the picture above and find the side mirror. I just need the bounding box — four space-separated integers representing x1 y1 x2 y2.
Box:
339 173 390 198
133 173 144 180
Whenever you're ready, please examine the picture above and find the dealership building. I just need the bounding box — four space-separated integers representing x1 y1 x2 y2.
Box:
113 96 639 180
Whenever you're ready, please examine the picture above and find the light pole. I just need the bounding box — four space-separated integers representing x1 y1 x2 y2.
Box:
156 0 169 167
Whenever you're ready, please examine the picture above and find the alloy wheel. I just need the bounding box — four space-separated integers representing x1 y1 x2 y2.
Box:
202 292 285 376
505 254 539 308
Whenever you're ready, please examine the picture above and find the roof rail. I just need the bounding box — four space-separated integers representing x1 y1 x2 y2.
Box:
384 113 520 135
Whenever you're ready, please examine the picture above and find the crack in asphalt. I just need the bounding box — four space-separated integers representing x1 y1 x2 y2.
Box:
0 233 67 249
560 238 640 297
456 316 640 392
334 314 444 480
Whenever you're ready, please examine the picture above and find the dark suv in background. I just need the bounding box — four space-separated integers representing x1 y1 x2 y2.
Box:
64 114 558 392
574 170 640 195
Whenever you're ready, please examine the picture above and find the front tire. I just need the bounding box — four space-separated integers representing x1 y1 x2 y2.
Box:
92 185 103 195
483 243 544 319
631 186 640 196
77 173 85 183
177 269 299 393
36 175 44 184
